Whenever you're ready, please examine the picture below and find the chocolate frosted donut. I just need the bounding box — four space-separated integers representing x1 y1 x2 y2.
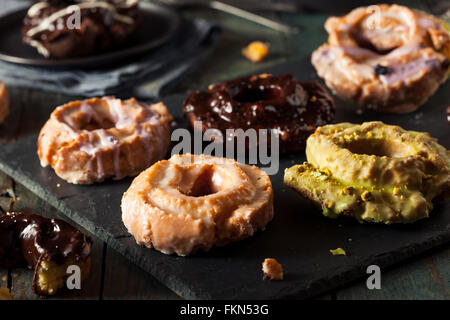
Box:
183 74 335 153
22 0 141 59
0 212 92 296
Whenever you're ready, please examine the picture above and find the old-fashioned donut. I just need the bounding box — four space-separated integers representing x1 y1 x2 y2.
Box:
312 4 450 113
22 0 141 59
284 121 450 223
0 212 92 296
183 74 335 153
0 82 9 125
38 96 173 184
121 154 273 256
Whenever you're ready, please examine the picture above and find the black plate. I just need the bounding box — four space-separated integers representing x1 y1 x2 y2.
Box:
0 2 180 69
0 58 448 299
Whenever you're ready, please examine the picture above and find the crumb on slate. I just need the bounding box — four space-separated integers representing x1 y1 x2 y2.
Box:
262 258 283 280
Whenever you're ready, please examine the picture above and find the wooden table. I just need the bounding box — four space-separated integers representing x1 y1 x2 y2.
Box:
0 0 448 300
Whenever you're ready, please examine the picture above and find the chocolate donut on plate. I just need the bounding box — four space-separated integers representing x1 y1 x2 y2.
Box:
22 0 141 59
312 4 450 113
0 212 92 296
183 74 335 153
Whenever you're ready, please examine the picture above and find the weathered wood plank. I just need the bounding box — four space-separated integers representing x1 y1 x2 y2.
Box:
0 248 8 294
102 246 180 300
0 173 13 297
335 243 450 300
0 272 7 289
0 87 24 146
0 173 15 213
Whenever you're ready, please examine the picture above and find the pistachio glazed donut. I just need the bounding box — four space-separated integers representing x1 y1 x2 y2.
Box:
122 154 273 256
312 4 450 113
284 122 450 224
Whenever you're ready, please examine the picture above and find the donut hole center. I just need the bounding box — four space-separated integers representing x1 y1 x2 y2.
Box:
232 86 282 103
343 138 411 158
79 118 115 131
185 167 220 197
350 28 398 55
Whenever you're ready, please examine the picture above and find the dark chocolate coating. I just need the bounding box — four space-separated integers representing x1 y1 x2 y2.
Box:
0 212 92 270
22 1 141 59
183 74 335 153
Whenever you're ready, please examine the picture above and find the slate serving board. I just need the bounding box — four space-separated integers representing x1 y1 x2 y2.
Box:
0 58 448 299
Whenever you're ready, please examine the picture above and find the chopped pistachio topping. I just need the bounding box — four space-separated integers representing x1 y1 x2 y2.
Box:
330 248 346 256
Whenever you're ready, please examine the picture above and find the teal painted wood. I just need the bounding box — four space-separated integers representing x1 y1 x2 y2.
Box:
175 3 291 91
335 244 450 300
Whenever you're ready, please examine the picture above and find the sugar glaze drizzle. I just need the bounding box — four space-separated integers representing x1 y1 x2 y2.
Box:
57 97 161 182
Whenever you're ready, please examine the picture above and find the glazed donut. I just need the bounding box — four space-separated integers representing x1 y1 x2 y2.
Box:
0 82 10 125
183 74 335 153
38 96 173 184
312 4 450 113
284 121 450 223
121 154 273 256
0 212 92 296
22 0 141 59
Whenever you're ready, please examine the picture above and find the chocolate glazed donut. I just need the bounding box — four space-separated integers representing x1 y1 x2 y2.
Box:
183 74 335 153
22 0 141 59
0 212 92 296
